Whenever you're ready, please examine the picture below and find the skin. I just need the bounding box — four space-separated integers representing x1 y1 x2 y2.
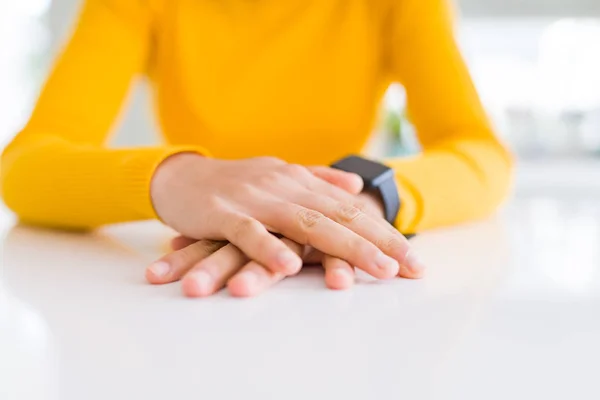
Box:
148 155 425 297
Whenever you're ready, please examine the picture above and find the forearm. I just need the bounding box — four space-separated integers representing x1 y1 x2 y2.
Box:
1 133 206 229
388 137 514 233
384 0 514 233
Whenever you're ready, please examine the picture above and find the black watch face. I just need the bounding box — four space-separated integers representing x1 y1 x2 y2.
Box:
332 155 393 188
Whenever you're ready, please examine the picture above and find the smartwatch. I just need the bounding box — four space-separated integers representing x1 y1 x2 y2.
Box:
331 155 415 238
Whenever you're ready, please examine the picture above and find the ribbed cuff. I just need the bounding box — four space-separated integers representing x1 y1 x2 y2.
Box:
393 174 422 234
119 145 211 220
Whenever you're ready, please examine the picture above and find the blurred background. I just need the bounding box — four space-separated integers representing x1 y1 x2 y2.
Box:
1 0 600 196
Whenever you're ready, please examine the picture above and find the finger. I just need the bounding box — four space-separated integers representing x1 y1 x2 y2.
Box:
303 172 362 204
146 240 226 284
307 166 363 195
277 164 361 205
293 192 426 276
227 239 304 298
261 203 399 280
298 167 423 275
171 235 198 251
181 244 248 297
398 262 426 280
220 213 303 275
322 255 355 290
303 247 323 265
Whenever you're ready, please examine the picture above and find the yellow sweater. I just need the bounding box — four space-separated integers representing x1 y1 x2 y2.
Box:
1 0 512 233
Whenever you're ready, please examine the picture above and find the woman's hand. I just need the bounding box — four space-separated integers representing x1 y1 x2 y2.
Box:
147 194 424 298
147 237 312 297
151 154 424 281
148 161 372 297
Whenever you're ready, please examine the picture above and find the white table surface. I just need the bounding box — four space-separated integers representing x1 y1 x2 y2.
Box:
1 193 599 400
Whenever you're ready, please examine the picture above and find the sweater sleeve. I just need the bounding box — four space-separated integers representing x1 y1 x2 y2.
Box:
385 0 514 233
0 0 208 229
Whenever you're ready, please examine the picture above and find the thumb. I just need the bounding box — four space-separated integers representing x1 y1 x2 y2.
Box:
307 166 364 195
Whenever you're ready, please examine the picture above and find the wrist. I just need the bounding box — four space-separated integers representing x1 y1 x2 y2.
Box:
150 152 210 220
330 155 399 225
358 191 386 220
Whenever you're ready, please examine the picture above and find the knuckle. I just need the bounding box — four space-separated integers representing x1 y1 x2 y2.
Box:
335 203 364 224
283 164 310 179
375 235 406 254
257 171 281 187
229 217 261 242
296 208 324 229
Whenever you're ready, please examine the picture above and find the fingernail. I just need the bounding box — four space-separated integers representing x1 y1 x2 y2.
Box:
148 261 170 278
190 271 213 294
239 271 258 290
399 264 411 277
375 253 400 276
405 250 426 273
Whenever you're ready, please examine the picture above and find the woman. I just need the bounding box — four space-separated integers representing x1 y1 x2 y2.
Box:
0 0 512 297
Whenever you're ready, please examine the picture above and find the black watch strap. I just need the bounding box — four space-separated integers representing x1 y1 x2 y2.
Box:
331 156 416 239
378 176 401 227
331 155 400 225
378 181 415 239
